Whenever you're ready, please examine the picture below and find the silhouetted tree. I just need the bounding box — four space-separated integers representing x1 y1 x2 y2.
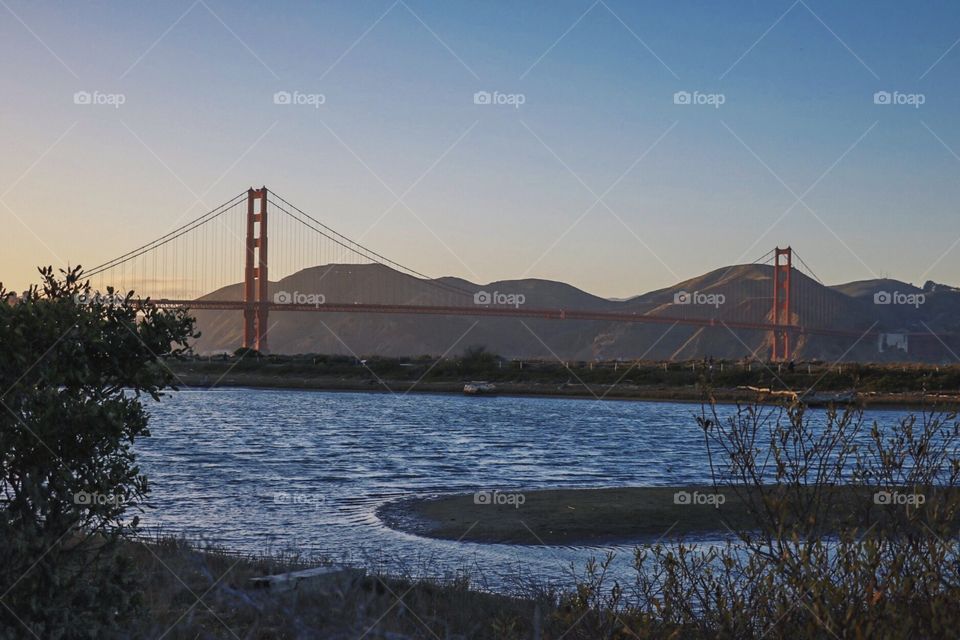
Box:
0 266 197 638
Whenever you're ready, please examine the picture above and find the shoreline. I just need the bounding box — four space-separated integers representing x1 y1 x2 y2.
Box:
375 486 773 546
167 371 960 409
377 486 959 546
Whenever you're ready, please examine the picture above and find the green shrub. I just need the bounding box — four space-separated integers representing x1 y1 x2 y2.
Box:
0 267 196 639
555 402 960 639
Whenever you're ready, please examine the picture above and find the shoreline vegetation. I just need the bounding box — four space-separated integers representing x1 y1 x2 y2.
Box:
378 485 960 545
117 536 559 638
9 269 960 638
166 353 960 408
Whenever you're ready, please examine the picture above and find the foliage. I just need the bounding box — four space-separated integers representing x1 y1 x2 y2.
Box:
0 266 196 639
232 346 260 359
571 401 960 639
459 344 500 375
171 352 960 398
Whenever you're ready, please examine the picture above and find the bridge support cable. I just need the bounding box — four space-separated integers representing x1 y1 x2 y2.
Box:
77 185 897 360
84 192 247 279
82 193 250 301
266 193 475 302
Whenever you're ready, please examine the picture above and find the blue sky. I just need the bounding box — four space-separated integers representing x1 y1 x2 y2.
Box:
2 0 959 297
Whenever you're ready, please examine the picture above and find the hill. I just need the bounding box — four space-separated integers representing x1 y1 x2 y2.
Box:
188 263 960 362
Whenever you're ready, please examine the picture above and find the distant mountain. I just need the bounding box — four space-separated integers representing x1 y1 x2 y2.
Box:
830 278 922 299
830 278 960 341
188 264 960 362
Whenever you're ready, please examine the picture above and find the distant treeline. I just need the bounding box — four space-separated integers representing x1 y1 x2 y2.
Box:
171 348 960 394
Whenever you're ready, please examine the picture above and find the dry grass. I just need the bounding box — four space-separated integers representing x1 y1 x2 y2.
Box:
126 535 554 639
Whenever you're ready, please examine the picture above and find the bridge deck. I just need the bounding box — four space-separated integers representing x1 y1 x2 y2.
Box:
147 299 885 339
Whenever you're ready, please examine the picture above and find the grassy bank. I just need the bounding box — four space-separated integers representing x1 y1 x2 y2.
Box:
379 485 960 545
167 355 960 407
121 536 656 639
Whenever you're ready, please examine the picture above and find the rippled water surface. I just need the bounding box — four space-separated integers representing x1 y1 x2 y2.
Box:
138 388 914 590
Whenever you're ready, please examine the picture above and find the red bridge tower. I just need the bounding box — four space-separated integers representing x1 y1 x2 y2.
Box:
243 187 269 352
771 246 792 362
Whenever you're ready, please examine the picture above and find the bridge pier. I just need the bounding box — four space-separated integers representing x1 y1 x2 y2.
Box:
243 187 269 353
771 246 792 362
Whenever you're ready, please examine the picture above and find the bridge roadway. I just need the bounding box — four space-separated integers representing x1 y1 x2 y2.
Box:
146 299 888 339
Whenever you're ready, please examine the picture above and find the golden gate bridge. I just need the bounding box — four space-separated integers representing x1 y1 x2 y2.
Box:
81 187 936 361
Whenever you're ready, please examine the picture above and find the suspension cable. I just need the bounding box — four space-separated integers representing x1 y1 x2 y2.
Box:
791 249 823 284
267 195 474 298
752 248 775 265
84 192 247 277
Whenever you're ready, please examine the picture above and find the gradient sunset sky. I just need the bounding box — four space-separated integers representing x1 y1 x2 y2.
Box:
2 0 959 298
